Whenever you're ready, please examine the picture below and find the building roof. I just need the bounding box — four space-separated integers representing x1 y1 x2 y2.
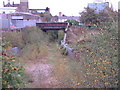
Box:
0 7 18 14
58 16 80 21
8 12 40 17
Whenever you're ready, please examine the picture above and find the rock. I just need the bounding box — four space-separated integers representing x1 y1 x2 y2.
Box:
7 47 19 55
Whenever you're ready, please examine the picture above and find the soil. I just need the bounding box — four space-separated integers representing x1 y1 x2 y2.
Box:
24 48 61 88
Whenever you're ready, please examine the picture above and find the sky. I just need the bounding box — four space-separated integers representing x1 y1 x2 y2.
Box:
0 0 119 16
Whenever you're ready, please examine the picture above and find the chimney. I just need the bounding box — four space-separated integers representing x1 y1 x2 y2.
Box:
3 1 5 6
59 12 62 16
48 8 50 12
13 1 14 6
46 7 50 12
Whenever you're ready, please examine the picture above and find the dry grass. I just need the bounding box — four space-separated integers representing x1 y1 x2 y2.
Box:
2 26 49 65
2 31 24 48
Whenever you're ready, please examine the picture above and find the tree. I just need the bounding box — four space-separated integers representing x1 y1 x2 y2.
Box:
80 7 99 25
66 20 79 26
80 7 118 25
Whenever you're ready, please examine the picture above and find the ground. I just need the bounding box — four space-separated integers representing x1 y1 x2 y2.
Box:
22 28 100 88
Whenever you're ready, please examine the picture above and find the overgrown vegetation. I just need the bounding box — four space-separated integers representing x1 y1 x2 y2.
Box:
64 20 118 87
2 27 49 88
2 41 25 88
2 26 65 88
52 7 118 87
2 6 118 88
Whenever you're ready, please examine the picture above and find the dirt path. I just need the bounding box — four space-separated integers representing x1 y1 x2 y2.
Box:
24 46 60 88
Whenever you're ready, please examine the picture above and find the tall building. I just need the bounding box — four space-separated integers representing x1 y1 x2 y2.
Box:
18 0 29 12
3 0 29 12
88 2 109 12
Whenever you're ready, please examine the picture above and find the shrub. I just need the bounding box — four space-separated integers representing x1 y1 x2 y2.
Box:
22 26 48 45
2 41 25 88
45 30 58 42
58 31 64 44
2 32 24 49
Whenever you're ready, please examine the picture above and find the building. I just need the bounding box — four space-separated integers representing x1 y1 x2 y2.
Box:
58 16 80 22
0 7 17 14
88 2 109 12
51 16 58 22
0 0 42 29
0 12 41 29
3 0 29 12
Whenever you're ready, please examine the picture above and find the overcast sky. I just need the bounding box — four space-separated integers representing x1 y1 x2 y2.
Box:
0 0 119 16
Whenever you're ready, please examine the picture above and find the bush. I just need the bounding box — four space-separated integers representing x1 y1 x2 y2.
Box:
44 30 64 43
17 26 49 62
2 41 25 88
45 30 58 42
22 26 48 45
2 32 24 49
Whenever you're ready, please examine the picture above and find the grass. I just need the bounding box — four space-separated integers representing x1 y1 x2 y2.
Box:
46 43 86 88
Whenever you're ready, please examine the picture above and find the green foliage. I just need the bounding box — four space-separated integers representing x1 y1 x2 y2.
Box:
2 27 50 88
80 7 118 25
43 30 64 43
67 22 118 87
46 30 58 42
2 26 50 63
2 32 24 49
80 7 99 24
22 26 48 45
66 20 79 26
2 42 25 88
